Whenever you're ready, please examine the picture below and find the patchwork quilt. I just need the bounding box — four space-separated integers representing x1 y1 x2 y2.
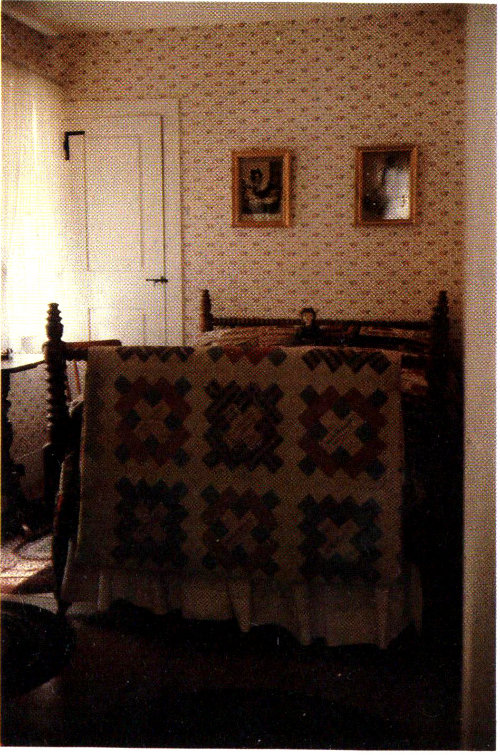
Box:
75 346 404 586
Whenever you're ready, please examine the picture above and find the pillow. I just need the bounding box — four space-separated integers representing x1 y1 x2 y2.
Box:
356 326 430 354
192 324 364 349
192 326 296 349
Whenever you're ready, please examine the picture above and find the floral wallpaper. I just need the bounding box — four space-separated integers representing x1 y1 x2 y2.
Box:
3 6 465 342
2 5 466 497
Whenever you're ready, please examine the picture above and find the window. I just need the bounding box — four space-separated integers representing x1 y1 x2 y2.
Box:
2 62 66 353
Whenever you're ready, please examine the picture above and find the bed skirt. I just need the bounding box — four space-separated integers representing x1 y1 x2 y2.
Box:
62 545 421 649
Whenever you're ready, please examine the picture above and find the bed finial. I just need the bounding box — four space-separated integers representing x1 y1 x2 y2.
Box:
46 302 64 343
200 289 214 332
431 290 449 361
427 289 451 402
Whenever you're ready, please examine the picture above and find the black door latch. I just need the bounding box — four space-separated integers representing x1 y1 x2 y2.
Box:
64 131 85 160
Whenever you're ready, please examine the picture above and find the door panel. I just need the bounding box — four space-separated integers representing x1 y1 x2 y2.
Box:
61 105 181 346
90 305 166 346
86 136 144 269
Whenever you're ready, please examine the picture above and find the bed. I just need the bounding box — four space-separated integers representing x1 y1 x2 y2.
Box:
43 290 456 648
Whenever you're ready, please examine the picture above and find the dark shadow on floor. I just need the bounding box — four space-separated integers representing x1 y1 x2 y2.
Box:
1 601 462 749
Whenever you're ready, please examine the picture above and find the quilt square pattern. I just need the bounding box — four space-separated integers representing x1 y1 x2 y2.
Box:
114 375 192 467
112 477 189 568
76 346 403 585
299 494 382 583
203 380 284 472
201 486 279 577
298 385 387 479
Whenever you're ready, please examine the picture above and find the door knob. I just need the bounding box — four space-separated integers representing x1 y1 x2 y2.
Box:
145 276 169 284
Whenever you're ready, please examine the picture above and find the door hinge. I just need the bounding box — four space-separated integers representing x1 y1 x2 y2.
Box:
64 131 85 160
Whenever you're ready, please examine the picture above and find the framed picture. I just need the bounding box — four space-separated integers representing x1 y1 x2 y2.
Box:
232 148 292 228
355 145 417 225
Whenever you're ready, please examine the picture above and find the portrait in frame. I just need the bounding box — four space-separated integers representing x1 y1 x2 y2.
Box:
355 145 417 225
232 148 292 228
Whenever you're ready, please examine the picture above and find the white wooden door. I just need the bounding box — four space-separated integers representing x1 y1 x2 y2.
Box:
61 101 182 345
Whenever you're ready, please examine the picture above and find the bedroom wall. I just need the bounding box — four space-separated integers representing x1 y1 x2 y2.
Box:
3 4 466 346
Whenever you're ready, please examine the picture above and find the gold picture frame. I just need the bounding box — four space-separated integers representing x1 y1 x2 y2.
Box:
232 148 292 228
355 145 417 225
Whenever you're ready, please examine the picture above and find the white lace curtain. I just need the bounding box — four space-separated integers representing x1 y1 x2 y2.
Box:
1 61 66 353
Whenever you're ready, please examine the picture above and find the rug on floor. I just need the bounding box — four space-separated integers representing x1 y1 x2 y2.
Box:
1 599 75 700
1 535 54 595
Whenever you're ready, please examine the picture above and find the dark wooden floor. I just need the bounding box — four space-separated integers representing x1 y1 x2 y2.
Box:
2 597 462 749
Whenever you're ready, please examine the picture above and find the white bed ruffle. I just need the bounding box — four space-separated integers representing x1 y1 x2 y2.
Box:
62 542 421 649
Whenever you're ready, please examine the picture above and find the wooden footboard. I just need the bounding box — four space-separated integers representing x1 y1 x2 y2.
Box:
44 291 457 618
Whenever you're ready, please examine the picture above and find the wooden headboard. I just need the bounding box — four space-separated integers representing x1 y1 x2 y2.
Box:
200 288 450 359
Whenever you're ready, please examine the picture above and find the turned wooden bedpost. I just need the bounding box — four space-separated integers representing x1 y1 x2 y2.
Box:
425 296 463 644
200 289 214 332
43 303 72 613
42 303 70 520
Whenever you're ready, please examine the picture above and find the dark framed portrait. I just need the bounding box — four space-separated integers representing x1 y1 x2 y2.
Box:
355 145 417 225
232 148 292 228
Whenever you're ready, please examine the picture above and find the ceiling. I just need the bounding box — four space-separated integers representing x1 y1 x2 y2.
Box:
2 1 423 35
